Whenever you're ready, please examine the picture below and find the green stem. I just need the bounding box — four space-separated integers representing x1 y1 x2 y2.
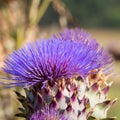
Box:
16 27 24 49
36 0 51 24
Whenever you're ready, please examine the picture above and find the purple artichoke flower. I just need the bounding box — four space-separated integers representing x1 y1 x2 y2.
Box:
1 28 115 120
58 28 113 74
2 28 112 88
30 107 68 120
59 28 91 42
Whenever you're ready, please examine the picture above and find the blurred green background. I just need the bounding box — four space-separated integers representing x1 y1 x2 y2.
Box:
0 0 120 120
40 0 120 28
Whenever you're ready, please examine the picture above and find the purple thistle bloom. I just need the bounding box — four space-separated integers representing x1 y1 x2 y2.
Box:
2 28 112 88
59 28 91 42
58 28 113 73
30 107 68 120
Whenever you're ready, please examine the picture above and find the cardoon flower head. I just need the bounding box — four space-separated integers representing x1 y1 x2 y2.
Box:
2 29 112 88
1 28 116 120
30 107 68 120
59 28 91 42
58 28 113 74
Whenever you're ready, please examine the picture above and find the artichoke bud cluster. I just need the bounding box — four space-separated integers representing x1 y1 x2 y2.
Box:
16 71 116 120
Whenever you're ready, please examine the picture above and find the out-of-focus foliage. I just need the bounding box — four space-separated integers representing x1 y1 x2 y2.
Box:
0 0 53 50
40 0 120 28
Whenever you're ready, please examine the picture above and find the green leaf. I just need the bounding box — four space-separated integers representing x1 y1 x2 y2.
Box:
15 113 26 118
